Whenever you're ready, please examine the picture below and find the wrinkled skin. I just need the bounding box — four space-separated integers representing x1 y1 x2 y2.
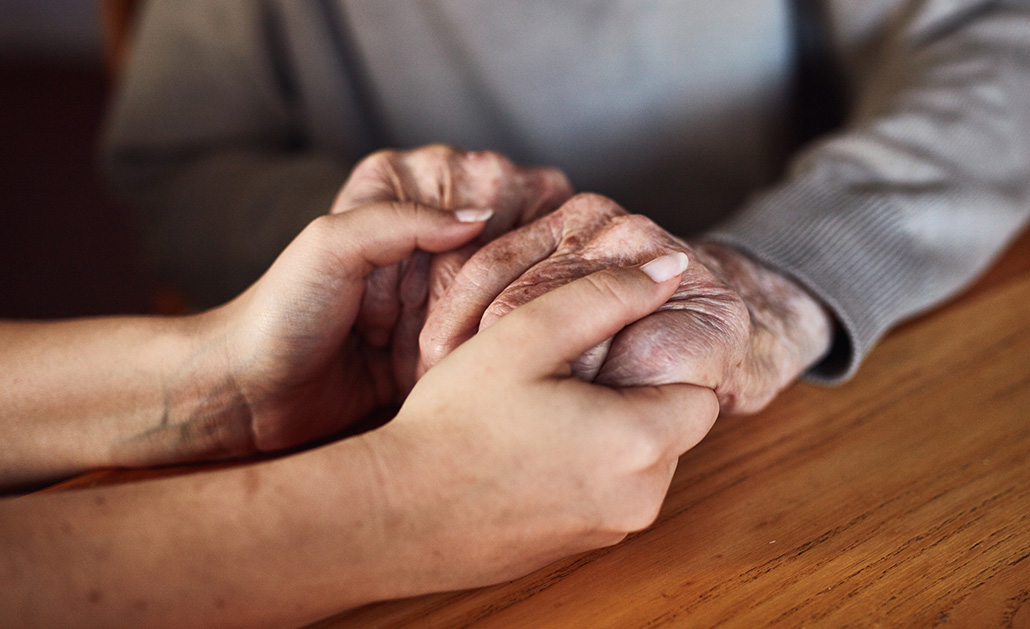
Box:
420 194 833 414
330 145 574 395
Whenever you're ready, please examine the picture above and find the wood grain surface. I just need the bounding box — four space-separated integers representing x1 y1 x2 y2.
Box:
314 233 1030 627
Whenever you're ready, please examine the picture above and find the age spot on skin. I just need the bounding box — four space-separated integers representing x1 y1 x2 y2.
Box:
87 588 103 604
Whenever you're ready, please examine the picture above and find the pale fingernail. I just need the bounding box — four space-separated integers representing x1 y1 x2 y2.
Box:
640 252 689 283
453 208 495 223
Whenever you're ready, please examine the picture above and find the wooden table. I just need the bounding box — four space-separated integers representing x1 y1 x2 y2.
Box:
314 230 1030 627
53 231 1030 627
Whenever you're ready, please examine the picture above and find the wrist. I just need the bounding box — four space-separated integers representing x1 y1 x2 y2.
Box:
692 241 834 369
105 308 255 469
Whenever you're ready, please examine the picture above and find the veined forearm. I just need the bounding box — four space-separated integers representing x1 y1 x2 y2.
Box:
0 314 239 488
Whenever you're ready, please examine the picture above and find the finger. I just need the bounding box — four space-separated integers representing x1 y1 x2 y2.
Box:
391 288 428 398
314 202 493 276
244 203 491 353
479 253 690 377
339 204 488 348
354 266 399 350
595 309 739 390
419 193 629 374
510 166 575 226
418 215 562 371
466 160 574 237
426 245 477 312
330 150 410 213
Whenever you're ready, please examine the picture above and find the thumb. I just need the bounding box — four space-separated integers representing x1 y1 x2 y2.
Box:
239 202 492 345
480 252 689 377
312 201 494 276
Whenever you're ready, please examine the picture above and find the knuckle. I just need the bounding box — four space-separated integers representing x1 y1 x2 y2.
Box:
302 214 337 246
598 413 669 472
527 166 573 192
481 298 517 328
698 387 722 422
564 192 627 216
543 168 574 193
417 327 448 365
612 213 660 232
385 199 427 219
601 481 667 533
353 148 400 173
622 496 665 532
421 143 461 158
622 426 667 471
711 290 751 347
582 271 635 312
470 148 514 169
571 192 612 205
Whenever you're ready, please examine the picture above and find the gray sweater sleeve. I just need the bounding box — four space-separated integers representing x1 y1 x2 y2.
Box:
101 0 356 307
707 0 1030 383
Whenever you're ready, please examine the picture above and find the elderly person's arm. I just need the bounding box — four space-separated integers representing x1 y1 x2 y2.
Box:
419 194 834 414
707 0 1030 382
421 0 1030 412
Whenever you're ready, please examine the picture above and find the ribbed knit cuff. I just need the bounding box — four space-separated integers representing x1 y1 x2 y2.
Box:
705 178 920 384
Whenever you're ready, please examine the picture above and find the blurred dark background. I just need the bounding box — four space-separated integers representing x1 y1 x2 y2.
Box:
0 0 150 318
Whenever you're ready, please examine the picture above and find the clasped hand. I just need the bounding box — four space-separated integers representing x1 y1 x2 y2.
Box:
135 145 830 472
327 146 830 417
420 192 834 414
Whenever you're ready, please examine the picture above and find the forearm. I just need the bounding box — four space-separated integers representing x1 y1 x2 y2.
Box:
0 314 239 488
0 441 393 627
709 0 1030 381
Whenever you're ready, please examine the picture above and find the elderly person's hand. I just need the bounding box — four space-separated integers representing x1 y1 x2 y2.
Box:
330 145 573 394
419 193 834 414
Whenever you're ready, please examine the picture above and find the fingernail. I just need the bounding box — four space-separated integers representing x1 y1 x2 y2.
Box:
453 208 495 223
640 252 689 283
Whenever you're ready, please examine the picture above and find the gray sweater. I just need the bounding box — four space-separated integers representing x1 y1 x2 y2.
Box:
103 0 1030 382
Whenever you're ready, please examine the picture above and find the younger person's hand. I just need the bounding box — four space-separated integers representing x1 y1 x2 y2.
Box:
360 253 719 595
125 202 493 465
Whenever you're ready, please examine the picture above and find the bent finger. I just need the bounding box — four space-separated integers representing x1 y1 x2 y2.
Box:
310 201 493 278
418 217 561 371
480 253 689 377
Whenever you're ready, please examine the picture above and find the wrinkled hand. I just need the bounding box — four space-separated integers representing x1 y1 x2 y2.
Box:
420 194 833 414
330 145 573 394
